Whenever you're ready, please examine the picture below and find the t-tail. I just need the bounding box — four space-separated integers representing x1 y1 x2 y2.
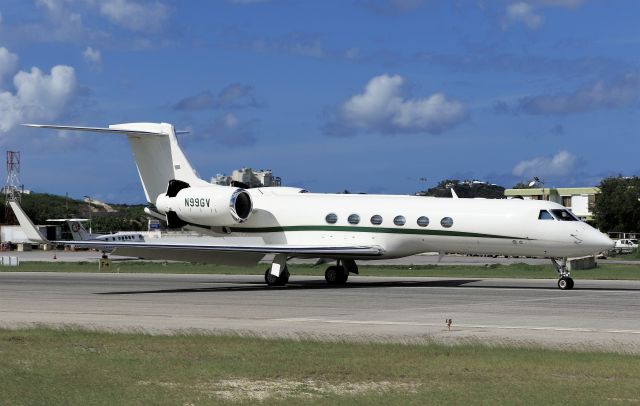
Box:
23 123 210 204
23 123 253 229
63 220 92 241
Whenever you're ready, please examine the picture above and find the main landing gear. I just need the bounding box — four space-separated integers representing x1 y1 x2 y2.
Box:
324 259 358 285
265 266 289 286
551 258 574 290
264 256 359 287
265 254 289 286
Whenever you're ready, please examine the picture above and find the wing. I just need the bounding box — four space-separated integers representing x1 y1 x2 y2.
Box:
56 240 384 267
56 240 383 257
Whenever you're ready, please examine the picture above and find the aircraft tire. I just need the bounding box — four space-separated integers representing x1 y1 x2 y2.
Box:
337 267 349 284
557 277 574 290
325 266 348 285
265 267 289 286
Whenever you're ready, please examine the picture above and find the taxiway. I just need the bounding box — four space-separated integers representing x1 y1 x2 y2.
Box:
1 272 638 352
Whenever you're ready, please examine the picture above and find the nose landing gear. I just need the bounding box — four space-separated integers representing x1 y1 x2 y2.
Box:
551 258 574 290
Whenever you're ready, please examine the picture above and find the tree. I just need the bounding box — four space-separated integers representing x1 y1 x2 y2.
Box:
592 176 640 232
1 193 147 232
512 182 529 189
418 179 505 199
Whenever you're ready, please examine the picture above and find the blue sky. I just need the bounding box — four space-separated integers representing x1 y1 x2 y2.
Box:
0 0 639 203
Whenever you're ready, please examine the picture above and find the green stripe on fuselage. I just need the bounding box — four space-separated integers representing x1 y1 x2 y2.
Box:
228 225 529 240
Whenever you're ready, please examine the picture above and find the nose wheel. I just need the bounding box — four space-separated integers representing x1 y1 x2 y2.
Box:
557 276 574 290
551 258 574 290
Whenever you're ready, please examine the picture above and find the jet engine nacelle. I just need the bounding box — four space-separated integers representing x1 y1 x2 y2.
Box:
155 185 253 227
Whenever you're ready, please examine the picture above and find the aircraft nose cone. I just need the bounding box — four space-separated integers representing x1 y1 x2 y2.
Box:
587 231 615 252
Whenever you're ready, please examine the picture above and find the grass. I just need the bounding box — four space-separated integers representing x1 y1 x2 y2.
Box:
3 260 640 280
620 247 640 260
0 328 638 405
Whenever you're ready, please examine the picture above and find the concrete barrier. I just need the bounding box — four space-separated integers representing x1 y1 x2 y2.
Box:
0 256 19 266
568 256 596 270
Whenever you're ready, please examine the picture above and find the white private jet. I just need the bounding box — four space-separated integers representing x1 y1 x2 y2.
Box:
23 122 613 290
46 218 145 243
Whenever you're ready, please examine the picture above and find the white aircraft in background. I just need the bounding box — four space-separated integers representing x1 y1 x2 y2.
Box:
46 218 145 242
22 122 613 290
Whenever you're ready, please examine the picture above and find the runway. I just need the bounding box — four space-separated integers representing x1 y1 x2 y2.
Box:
1 272 639 353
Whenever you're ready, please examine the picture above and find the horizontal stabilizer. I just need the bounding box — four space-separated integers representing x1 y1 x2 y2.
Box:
22 124 164 137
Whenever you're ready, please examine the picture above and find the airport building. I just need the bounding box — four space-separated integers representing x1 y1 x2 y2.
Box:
212 167 282 188
504 187 599 221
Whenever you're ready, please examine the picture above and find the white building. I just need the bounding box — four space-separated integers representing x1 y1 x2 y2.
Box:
212 167 281 188
504 187 598 221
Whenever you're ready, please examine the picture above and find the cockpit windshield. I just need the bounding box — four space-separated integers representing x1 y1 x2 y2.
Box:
550 209 579 221
538 210 554 220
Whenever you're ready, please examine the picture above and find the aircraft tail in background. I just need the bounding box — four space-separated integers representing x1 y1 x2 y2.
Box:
9 201 47 243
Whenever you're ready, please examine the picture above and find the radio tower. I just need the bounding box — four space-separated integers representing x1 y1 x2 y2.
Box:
4 151 22 225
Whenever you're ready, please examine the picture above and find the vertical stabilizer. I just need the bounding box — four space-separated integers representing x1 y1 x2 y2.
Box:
108 123 209 203
66 221 92 241
9 201 47 243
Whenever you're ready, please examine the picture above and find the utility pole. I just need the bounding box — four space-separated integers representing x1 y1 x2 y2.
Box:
84 195 93 234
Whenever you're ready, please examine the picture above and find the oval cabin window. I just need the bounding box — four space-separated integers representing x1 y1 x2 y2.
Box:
417 216 429 227
393 215 406 226
440 217 453 228
325 213 338 224
370 215 383 225
348 214 360 225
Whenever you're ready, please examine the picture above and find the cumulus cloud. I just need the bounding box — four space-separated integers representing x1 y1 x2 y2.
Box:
174 84 262 111
83 46 102 70
0 60 77 133
174 91 214 111
512 150 577 178
503 2 543 30
99 0 170 32
325 74 468 136
0 47 19 84
23 0 171 45
34 0 88 41
517 73 640 115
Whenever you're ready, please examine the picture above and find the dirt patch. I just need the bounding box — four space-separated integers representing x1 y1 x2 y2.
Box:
139 378 421 401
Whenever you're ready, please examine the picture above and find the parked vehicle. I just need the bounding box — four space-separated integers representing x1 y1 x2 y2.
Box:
613 239 639 254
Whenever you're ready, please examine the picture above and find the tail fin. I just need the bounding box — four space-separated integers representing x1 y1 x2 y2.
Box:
24 123 210 203
66 220 92 241
9 201 47 243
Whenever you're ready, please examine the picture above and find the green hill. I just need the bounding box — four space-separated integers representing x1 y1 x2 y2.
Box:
1 193 148 232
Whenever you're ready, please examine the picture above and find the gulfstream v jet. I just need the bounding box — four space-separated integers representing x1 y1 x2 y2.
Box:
23 123 613 290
